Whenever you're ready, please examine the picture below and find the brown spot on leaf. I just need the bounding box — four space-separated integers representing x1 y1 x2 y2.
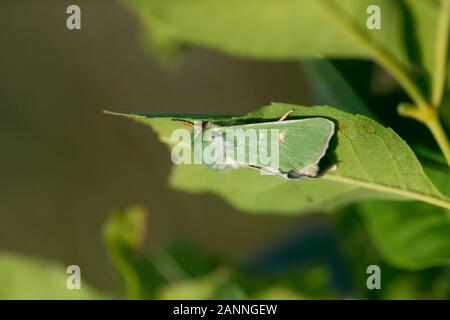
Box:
359 124 374 135
339 123 348 132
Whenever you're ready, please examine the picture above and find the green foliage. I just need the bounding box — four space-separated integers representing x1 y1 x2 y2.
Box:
108 104 450 213
360 201 450 269
103 207 449 299
103 206 228 299
303 60 376 118
104 0 450 297
402 0 441 91
2 0 449 301
334 208 450 299
102 207 339 299
103 206 160 299
0 253 103 299
358 166 450 270
306 59 450 270
122 0 406 64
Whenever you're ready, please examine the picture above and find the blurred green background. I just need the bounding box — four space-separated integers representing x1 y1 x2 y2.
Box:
0 0 325 295
2 0 449 300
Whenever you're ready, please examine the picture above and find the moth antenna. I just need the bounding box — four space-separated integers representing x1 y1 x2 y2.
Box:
278 109 295 122
172 119 195 127
172 119 205 140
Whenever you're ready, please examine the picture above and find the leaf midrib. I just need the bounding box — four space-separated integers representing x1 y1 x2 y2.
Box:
324 174 450 209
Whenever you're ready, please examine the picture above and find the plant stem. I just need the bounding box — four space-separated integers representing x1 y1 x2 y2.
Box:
314 0 428 109
426 115 450 165
315 0 450 167
109 246 141 299
432 0 450 108
152 249 187 282
399 104 450 166
324 174 450 209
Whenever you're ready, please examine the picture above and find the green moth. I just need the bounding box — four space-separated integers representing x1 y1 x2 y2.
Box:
188 111 335 179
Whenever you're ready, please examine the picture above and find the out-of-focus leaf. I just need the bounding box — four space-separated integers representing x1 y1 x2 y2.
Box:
360 201 450 270
303 59 376 118
157 268 235 300
107 103 449 213
252 287 305 300
274 266 336 299
157 266 335 299
382 270 450 300
402 0 440 92
122 0 181 61
359 166 450 270
103 206 224 299
122 0 406 67
102 209 341 299
160 242 221 278
103 206 152 299
0 253 103 300
383 276 423 299
306 56 450 272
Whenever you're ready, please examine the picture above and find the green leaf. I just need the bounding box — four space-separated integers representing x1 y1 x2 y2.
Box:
303 59 376 118
103 207 224 299
106 103 450 213
156 264 334 299
402 0 440 92
0 253 103 299
252 287 305 300
101 208 340 299
103 206 151 299
359 166 450 270
122 0 406 65
121 0 182 61
156 268 236 300
361 201 450 270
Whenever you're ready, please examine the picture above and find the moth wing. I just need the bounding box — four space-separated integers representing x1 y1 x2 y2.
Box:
276 118 334 177
226 118 334 178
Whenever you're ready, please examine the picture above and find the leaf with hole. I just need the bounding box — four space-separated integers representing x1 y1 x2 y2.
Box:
106 103 450 213
191 117 335 179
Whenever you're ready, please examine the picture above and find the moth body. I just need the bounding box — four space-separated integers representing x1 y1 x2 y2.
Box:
193 117 335 180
